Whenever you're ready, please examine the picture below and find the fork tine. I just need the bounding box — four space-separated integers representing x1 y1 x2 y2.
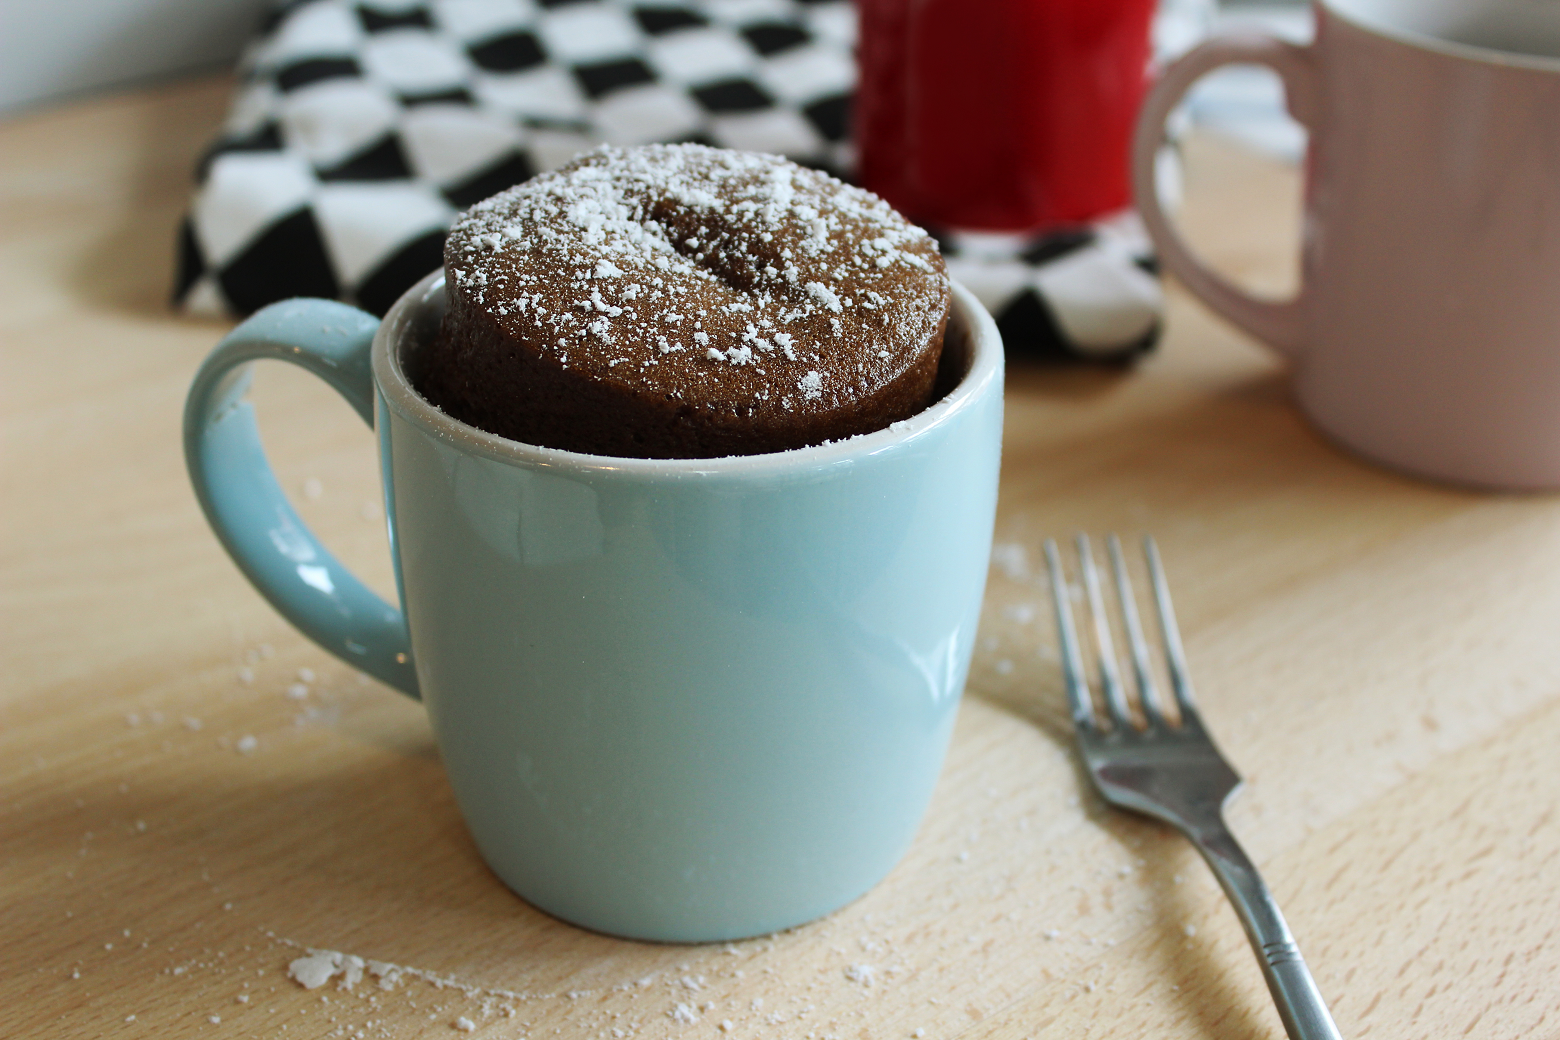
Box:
1144 536 1199 720
1076 534 1133 730
1107 534 1165 728
1043 539 1096 731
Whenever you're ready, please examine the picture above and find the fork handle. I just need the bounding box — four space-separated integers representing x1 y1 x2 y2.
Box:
1190 821 1344 1040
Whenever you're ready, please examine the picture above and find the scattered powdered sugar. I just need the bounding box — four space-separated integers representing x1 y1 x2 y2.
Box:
805 281 843 313
990 543 1032 582
249 866 1113 1040
238 918 1069 1040
1003 602 1037 624
286 948 414 994
276 937 527 1007
288 949 364 990
843 964 877 987
444 143 949 417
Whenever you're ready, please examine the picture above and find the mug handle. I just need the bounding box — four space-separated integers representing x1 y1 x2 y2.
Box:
183 298 419 698
1132 33 1319 359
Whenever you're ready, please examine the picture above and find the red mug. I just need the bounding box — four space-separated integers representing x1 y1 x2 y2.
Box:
855 0 1159 232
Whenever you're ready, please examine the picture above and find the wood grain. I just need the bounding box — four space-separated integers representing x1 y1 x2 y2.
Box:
2 77 1557 1040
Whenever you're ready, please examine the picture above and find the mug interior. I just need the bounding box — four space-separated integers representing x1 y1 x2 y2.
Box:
376 270 994 474
1329 0 1560 65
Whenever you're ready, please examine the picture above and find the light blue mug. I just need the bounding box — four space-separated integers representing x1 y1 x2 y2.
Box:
184 271 1003 942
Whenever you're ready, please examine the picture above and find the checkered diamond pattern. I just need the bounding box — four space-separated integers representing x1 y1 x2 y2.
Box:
941 215 1163 362
176 0 1162 362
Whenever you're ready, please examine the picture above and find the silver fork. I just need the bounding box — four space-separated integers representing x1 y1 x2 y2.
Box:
1044 534 1343 1040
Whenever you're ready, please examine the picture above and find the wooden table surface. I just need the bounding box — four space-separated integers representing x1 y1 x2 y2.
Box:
4 77 1558 1040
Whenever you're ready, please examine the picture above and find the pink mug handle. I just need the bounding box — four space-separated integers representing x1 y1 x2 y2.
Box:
1132 33 1319 359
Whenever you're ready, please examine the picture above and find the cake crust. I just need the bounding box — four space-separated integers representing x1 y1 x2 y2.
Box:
421 144 952 458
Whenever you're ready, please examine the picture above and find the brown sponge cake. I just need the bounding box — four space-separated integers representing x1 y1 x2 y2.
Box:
419 144 952 459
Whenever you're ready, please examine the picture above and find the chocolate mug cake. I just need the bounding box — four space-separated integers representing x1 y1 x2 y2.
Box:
418 144 952 458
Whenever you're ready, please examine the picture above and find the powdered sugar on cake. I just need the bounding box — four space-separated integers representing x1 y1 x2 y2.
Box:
444 144 949 413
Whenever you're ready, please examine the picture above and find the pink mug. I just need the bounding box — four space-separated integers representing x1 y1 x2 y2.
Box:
1132 0 1560 489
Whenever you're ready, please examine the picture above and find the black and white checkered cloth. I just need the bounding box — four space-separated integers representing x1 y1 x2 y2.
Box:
175 0 1162 361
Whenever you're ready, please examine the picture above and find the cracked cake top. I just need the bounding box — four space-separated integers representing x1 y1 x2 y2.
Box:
420 143 951 458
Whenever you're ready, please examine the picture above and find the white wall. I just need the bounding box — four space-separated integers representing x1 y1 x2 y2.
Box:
0 0 273 114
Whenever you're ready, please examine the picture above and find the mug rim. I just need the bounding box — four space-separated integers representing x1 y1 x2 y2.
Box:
372 270 1003 478
1322 0 1560 74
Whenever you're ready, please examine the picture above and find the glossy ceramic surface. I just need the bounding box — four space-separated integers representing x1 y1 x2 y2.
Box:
185 273 1004 941
183 299 419 694
857 0 1157 230
1134 0 1560 489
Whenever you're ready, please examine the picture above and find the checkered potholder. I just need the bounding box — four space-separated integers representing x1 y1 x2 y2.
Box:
175 0 1161 361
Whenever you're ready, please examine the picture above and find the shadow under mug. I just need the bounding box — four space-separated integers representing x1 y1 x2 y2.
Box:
183 272 1005 942
1133 0 1560 489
